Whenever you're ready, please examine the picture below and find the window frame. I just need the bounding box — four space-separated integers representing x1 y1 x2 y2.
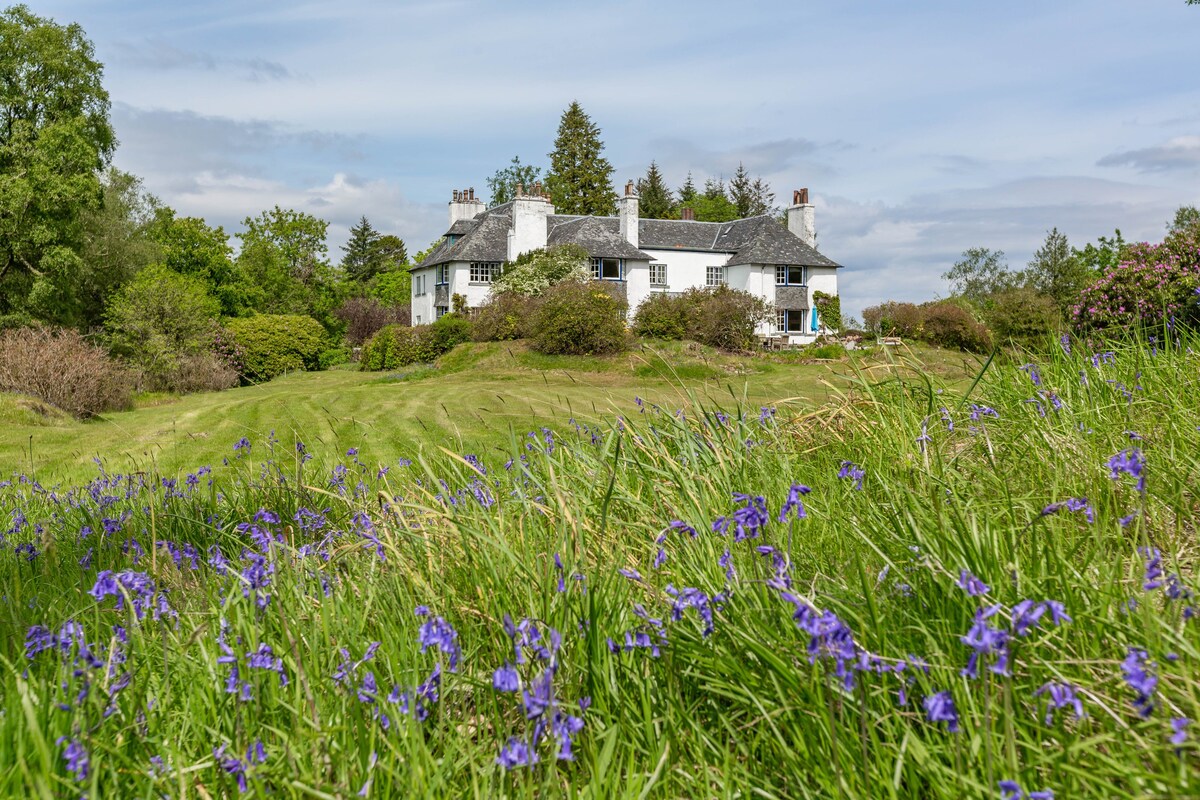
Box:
435 264 449 286
776 309 806 333
435 305 449 319
590 257 624 281
414 274 426 296
706 266 726 287
775 265 807 286
469 261 499 284
649 262 668 287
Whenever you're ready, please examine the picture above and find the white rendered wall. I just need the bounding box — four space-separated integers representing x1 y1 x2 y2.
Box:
639 249 731 293
453 262 494 309
508 197 551 260
624 260 651 319
807 266 839 332
410 266 435 325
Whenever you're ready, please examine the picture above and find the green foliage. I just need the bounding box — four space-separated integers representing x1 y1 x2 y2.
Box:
0 5 116 325
943 247 1015 308
633 287 770 350
729 162 775 218
988 287 1061 348
225 314 327 382
529 281 628 355
918 299 992 352
1025 228 1089 316
677 172 697 207
812 291 842 333
370 268 412 307
544 101 616 216
635 161 674 220
236 206 334 322
492 244 589 297
148 207 248 317
682 285 771 350
104 264 222 390
361 315 472 371
631 292 689 340
1073 229 1126 275
340 216 400 283
486 155 542 206
471 293 535 341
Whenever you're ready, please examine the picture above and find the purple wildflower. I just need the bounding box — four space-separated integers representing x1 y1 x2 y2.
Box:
778 483 811 522
496 737 539 770
1108 448 1146 494
956 569 990 597
1121 648 1157 718
923 691 959 732
837 461 865 491
1171 718 1190 747
1035 682 1085 725
1139 547 1164 591
493 664 520 692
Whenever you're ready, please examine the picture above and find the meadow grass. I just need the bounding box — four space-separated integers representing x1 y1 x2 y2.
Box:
1 334 1197 798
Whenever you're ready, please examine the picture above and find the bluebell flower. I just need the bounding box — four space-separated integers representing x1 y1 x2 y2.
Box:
669 520 698 537
1139 547 1164 591
923 691 959 732
522 670 555 719
618 567 642 582
1171 717 1190 747
417 614 461 672
960 604 1008 679
837 462 865 490
1035 682 1084 725
1108 448 1146 494
956 569 990 597
1020 363 1042 386
1121 648 1157 718
968 404 999 421
56 737 89 782
778 484 811 521
496 737 539 770
730 493 770 540
493 664 520 692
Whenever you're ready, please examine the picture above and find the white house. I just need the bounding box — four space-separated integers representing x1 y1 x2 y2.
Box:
410 183 842 342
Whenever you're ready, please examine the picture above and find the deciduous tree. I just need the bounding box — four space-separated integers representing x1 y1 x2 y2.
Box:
0 5 116 323
486 156 542 206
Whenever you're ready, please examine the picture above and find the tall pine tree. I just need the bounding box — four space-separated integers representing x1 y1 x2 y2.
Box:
545 101 616 216
730 162 776 217
341 216 382 282
635 161 674 220
678 173 697 208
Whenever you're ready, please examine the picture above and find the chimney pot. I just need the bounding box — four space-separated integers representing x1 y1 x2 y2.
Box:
681 207 695 221
625 180 634 196
799 188 809 204
516 182 524 197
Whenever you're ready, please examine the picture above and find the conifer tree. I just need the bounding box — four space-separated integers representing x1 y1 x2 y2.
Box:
545 102 616 216
730 163 754 218
341 216 382 282
676 173 698 218
635 161 674 220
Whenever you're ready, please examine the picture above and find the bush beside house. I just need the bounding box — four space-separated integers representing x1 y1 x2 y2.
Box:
226 315 327 382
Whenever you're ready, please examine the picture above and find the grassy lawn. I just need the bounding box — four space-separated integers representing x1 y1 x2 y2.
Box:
1 339 977 483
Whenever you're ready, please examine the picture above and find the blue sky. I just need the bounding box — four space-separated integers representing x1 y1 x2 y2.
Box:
36 0 1200 319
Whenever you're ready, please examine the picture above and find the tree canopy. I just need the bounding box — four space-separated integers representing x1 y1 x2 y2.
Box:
635 162 674 220
486 156 542 206
545 102 616 216
0 4 116 321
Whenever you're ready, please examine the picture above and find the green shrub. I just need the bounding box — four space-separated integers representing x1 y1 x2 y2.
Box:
683 286 770 351
319 347 351 369
472 294 534 342
987 287 1061 348
361 315 472 371
529 281 628 356
631 292 689 340
104 263 222 392
492 244 589 297
919 300 992 352
225 314 326 382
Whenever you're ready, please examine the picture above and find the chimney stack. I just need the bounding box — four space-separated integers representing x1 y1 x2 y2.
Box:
619 179 639 249
786 187 816 248
681 207 695 221
448 186 485 226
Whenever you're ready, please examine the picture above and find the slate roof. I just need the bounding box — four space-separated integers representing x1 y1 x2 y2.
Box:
547 216 652 261
412 205 840 270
